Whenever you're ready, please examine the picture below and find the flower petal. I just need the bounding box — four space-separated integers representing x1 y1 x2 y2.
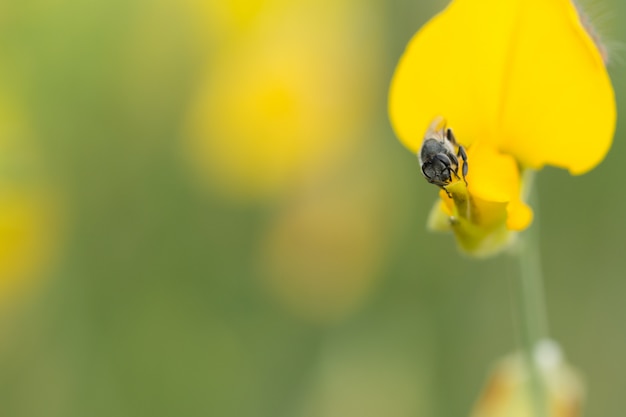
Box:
471 341 585 417
427 200 452 232
466 143 519 203
389 0 510 152
506 200 533 231
497 0 615 174
389 0 615 174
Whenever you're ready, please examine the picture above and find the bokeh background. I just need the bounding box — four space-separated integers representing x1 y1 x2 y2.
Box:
1 0 625 416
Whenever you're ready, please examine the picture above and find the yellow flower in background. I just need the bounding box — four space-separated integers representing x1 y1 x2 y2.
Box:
0 93 60 306
471 341 584 417
258 173 387 324
185 0 381 200
184 0 273 43
389 0 615 256
186 0 390 324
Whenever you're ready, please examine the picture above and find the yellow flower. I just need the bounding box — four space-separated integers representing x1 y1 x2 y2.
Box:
185 0 382 201
389 0 615 256
0 92 61 305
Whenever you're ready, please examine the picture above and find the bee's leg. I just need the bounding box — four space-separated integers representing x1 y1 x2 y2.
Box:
434 154 454 181
445 154 461 181
421 164 432 181
434 153 452 166
434 154 456 184
445 129 468 185
446 128 459 146
457 145 468 186
452 167 460 181
441 185 452 199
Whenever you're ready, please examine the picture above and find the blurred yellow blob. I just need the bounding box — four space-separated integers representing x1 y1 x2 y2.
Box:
185 0 272 40
0 192 54 297
0 95 60 305
185 0 381 200
471 341 584 417
258 175 386 324
389 0 615 256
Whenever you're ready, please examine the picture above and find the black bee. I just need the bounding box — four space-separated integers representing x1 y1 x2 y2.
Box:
418 118 468 194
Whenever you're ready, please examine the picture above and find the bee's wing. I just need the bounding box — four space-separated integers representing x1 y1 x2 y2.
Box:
423 116 447 141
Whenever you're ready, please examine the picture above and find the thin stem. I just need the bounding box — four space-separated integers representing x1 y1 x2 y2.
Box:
512 176 550 417
518 197 549 341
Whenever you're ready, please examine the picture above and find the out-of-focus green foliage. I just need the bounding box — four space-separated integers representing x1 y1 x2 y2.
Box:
0 0 625 416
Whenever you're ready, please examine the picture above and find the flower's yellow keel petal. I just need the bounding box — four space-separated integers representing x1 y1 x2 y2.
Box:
389 0 523 152
466 144 519 203
506 200 533 231
498 0 616 174
463 144 533 231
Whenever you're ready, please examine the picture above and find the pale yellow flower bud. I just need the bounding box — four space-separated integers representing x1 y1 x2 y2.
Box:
471 341 584 417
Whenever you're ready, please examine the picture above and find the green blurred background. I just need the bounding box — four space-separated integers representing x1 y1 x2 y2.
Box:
0 0 625 416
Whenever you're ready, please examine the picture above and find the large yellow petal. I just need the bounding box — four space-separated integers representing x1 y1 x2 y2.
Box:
497 0 615 174
390 0 514 151
389 0 615 174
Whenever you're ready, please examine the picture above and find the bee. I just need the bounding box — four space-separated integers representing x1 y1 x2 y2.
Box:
419 117 468 195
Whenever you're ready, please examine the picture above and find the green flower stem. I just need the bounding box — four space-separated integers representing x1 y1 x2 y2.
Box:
513 177 549 417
